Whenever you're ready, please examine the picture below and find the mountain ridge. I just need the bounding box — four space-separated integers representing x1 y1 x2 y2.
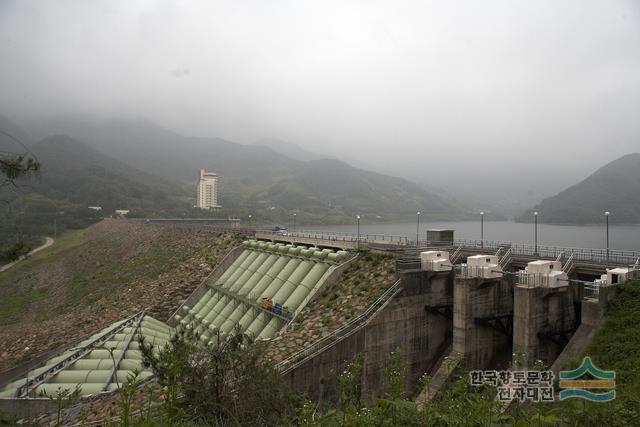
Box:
21 116 469 221
518 153 640 224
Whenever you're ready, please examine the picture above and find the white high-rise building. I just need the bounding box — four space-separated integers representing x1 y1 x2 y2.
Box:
196 169 221 209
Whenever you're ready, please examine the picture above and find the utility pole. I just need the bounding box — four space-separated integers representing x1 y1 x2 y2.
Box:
356 215 361 250
480 211 484 249
534 211 538 256
605 211 610 268
416 211 421 247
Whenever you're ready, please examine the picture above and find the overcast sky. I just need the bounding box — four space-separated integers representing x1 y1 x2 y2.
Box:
1 0 639 204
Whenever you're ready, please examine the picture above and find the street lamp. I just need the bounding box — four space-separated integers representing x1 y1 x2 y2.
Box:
534 211 538 256
356 215 361 250
480 211 484 249
248 214 252 225
416 211 421 246
605 211 610 268
293 213 297 232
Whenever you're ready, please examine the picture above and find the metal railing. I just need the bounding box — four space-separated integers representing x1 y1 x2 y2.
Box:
101 312 145 391
499 248 512 270
454 264 501 278
255 230 639 267
450 245 463 264
256 229 409 245
13 312 143 397
583 280 603 300
276 279 402 375
515 271 568 288
396 257 422 272
453 239 640 267
562 253 575 273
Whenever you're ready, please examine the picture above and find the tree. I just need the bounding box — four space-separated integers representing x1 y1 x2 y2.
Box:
0 129 40 191
139 328 300 426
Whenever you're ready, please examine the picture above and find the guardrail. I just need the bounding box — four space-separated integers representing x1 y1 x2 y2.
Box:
454 264 502 278
276 279 403 375
514 272 569 288
498 248 512 270
562 253 575 273
13 312 143 397
450 245 463 264
256 229 409 245
255 230 638 267
396 257 422 272
453 239 640 267
583 280 602 300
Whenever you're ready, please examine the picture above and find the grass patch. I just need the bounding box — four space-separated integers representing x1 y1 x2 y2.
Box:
64 242 181 305
0 287 49 324
534 280 640 426
0 229 85 324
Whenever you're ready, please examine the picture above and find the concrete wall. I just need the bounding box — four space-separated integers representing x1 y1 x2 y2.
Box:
513 285 576 367
453 276 513 370
550 283 620 373
283 328 366 408
283 270 454 405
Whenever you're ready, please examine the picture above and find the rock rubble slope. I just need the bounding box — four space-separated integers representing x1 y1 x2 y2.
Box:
0 220 241 372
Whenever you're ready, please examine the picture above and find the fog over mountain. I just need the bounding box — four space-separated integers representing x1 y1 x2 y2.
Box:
518 153 640 224
2 1 640 215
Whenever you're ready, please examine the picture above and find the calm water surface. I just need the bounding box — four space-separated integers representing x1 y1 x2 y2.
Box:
305 221 640 252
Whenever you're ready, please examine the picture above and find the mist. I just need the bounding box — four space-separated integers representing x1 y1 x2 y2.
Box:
1 0 640 212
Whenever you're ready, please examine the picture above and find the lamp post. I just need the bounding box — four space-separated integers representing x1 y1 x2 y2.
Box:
605 211 610 268
248 214 252 225
534 211 538 256
293 213 297 232
416 211 421 246
480 211 484 249
356 215 361 250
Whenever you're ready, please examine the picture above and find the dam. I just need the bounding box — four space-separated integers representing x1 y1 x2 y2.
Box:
1 228 639 417
0 240 348 405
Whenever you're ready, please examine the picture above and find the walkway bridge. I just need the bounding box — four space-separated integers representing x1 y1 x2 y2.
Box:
256 229 639 276
255 229 409 250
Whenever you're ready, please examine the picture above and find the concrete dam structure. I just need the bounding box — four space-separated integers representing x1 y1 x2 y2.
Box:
275 247 639 404
0 240 349 407
1 229 638 417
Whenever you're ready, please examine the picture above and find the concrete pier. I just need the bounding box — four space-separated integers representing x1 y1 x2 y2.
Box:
511 260 576 367
513 285 576 367
453 275 513 370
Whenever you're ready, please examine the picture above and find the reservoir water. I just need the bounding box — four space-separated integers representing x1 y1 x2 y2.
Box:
306 221 640 252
